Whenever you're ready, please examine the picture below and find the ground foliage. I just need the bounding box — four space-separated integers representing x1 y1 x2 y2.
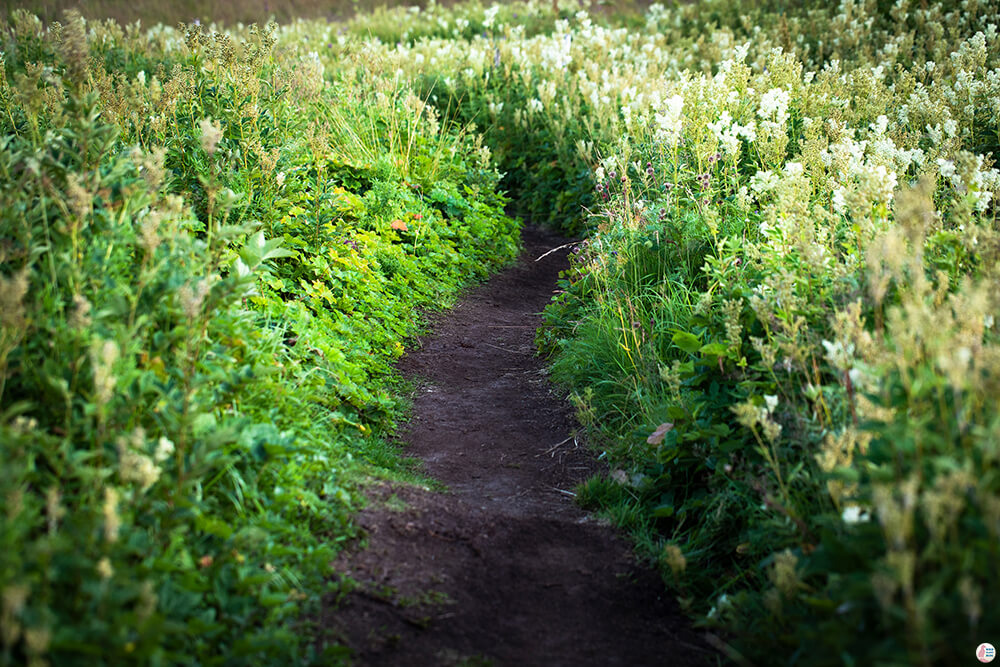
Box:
0 10 518 665
339 0 1000 663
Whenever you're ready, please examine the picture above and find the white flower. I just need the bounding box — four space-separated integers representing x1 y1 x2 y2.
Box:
483 4 500 29
527 98 543 114
97 557 114 579
736 120 757 143
750 170 779 194
654 94 684 146
869 115 889 135
868 164 898 203
707 111 752 156
832 187 848 215
198 118 223 156
822 339 855 371
783 162 804 177
155 437 175 463
841 505 870 524
764 394 779 413
707 110 733 137
121 450 161 492
758 87 791 125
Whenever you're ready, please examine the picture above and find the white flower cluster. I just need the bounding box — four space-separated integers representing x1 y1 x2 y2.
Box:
758 87 790 126
653 95 684 147
821 131 902 216
707 111 756 157
937 155 1000 213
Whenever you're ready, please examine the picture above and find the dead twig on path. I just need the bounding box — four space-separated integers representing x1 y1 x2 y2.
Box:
535 242 578 262
482 342 519 353
537 435 576 458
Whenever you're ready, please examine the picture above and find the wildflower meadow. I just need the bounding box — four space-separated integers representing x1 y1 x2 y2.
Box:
2 0 999 664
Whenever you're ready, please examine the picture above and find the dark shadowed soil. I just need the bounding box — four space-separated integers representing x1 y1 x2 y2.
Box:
321 226 714 666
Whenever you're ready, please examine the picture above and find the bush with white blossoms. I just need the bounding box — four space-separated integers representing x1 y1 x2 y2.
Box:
320 0 1000 662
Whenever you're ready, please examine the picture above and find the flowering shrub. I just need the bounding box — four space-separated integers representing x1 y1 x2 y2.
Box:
0 11 517 664
332 0 1000 662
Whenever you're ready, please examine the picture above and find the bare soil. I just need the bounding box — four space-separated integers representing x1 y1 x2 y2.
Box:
321 226 713 666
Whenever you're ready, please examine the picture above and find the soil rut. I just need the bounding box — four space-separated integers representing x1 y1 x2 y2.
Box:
322 226 711 666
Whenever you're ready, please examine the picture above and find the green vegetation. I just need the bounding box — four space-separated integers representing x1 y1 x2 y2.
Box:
1 0 371 29
366 0 999 663
3 0 1000 664
0 9 517 665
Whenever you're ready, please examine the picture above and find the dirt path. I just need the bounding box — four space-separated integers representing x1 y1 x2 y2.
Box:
321 226 712 666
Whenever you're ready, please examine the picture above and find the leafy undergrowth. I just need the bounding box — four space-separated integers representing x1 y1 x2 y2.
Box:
0 12 517 665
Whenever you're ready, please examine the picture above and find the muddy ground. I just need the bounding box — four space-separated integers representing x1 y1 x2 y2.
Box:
321 226 714 666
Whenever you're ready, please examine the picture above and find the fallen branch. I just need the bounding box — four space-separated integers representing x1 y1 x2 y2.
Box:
537 435 575 457
535 242 578 262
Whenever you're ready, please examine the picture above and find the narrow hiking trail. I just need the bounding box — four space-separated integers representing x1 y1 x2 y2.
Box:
322 226 712 666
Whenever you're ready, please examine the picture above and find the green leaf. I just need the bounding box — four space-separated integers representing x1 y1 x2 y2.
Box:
699 342 729 357
196 516 234 540
671 330 702 354
260 591 288 607
652 503 675 518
